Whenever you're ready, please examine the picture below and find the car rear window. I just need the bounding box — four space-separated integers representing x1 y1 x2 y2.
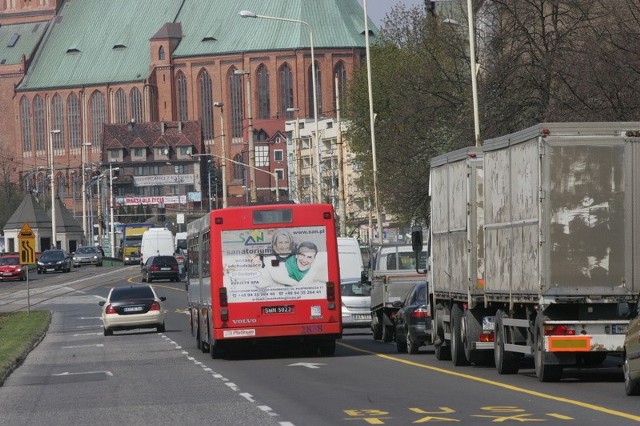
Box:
110 286 154 301
153 256 177 265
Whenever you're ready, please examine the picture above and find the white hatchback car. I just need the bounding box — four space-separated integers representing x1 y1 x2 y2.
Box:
99 285 166 336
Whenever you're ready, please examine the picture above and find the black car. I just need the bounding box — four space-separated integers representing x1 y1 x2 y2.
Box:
394 281 431 354
37 249 72 274
141 256 180 282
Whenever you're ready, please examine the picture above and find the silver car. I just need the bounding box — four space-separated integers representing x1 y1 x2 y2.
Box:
73 245 103 267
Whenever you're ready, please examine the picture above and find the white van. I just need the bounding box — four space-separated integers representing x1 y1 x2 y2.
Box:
140 228 175 266
337 237 371 328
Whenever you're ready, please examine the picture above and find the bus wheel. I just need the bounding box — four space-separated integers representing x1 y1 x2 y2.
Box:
319 339 336 356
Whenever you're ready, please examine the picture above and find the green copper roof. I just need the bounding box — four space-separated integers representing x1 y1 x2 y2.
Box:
18 0 183 91
0 21 48 66
17 0 376 91
173 0 376 58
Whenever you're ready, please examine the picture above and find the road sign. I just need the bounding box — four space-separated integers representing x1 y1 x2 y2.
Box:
19 223 36 265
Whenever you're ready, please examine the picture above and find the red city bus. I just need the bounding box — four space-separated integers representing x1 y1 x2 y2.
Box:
186 203 342 357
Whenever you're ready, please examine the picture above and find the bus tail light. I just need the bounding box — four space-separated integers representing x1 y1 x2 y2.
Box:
220 307 229 322
219 287 228 307
326 281 336 309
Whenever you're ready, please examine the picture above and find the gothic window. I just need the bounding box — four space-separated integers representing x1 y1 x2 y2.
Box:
89 90 106 146
279 63 294 119
229 69 243 138
333 61 347 114
158 45 165 60
51 94 64 149
115 88 127 123
20 96 32 154
198 68 214 142
57 172 65 198
67 92 81 149
257 64 270 119
33 95 45 151
130 87 143 123
308 61 322 117
176 71 188 121
233 153 245 182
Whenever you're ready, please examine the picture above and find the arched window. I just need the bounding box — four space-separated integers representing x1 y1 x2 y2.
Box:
279 63 294 119
67 92 81 149
198 68 214 142
51 94 64 149
115 88 127 123
158 45 165 60
89 91 106 146
229 69 243 138
257 64 270 119
333 61 347 115
57 172 66 198
233 153 245 182
130 87 143 123
20 96 32 154
33 95 45 151
308 61 322 117
176 71 188 121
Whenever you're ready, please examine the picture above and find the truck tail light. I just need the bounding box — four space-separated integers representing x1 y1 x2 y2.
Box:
479 332 494 342
545 325 575 336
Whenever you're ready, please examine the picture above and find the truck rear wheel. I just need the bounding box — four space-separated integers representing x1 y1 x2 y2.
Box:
434 304 451 361
451 305 469 366
372 313 382 340
534 322 562 382
382 324 394 343
494 310 520 374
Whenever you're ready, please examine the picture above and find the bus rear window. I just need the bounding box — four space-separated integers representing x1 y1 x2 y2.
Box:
253 209 293 225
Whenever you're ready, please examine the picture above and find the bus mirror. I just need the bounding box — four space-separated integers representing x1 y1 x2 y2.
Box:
411 226 423 253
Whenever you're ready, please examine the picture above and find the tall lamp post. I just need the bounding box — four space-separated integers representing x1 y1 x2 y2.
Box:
108 163 119 257
81 142 92 244
234 69 256 202
213 102 227 207
240 9 321 203
49 129 61 248
363 0 383 244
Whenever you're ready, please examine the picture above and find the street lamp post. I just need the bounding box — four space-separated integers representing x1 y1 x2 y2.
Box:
234 69 257 203
109 163 119 257
240 9 320 203
213 102 227 208
363 0 383 244
49 129 61 248
81 142 92 244
207 159 213 211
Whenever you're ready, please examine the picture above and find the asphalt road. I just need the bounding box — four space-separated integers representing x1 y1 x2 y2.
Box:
1 266 639 425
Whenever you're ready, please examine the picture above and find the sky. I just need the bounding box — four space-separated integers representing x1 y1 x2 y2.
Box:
357 0 426 27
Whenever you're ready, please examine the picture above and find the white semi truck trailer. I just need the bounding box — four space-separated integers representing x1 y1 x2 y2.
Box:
425 123 639 381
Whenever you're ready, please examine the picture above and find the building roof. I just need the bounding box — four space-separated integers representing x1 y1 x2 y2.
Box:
0 21 49 66
17 0 376 91
102 121 202 155
4 194 51 231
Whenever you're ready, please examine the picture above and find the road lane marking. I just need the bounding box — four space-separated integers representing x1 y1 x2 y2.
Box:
337 341 640 422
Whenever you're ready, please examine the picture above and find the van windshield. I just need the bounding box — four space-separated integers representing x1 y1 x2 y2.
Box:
341 282 371 297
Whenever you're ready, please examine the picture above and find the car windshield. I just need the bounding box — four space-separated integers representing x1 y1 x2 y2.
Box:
77 247 96 254
110 286 155 302
0 257 19 265
42 251 64 260
341 282 371 296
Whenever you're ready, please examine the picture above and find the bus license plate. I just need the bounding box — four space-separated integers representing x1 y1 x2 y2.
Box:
262 305 294 314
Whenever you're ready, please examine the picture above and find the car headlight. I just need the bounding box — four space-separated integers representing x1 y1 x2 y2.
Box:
37 261 44 265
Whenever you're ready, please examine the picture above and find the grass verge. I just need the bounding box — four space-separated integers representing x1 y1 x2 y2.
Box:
0 311 52 386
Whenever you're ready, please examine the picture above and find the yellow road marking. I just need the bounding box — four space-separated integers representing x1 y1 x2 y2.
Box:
337 342 640 422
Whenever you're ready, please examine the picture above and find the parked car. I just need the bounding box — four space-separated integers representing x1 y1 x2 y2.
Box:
73 245 103 267
394 281 431 354
141 255 180 282
37 249 72 274
0 254 26 281
99 284 166 336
